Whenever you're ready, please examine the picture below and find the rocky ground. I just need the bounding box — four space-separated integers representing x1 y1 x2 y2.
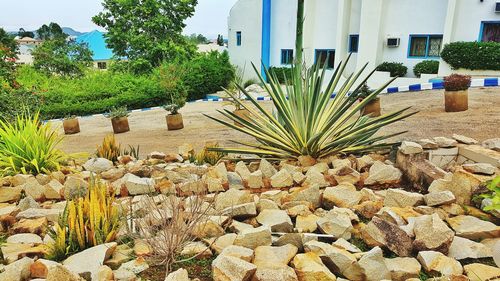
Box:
0 135 499 281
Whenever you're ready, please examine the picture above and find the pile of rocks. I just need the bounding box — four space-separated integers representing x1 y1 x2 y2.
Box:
0 138 498 281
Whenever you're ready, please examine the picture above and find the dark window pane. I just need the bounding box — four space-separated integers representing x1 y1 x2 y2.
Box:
315 50 335 69
236 31 242 46
281 49 293 64
428 36 442 57
409 37 427 57
349 35 359 53
482 23 500 42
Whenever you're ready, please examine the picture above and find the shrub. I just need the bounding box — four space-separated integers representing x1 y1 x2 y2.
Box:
269 67 293 84
0 111 66 175
96 134 121 162
413 60 439 77
376 62 407 77
193 143 226 166
443 74 471 91
107 106 129 119
441 41 500 70
480 176 500 212
0 88 41 122
47 179 120 261
157 63 188 113
182 51 234 101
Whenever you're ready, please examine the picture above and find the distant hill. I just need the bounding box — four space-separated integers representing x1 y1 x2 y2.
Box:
7 27 84 38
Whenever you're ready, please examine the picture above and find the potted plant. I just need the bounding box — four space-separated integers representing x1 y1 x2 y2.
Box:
108 106 130 134
443 74 471 112
62 115 80 134
164 91 186 131
358 83 381 117
225 66 251 126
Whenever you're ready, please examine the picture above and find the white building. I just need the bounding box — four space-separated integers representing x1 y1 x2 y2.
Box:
14 37 43 65
228 0 500 87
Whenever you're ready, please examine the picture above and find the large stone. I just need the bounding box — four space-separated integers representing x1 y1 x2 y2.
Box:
329 166 360 185
44 179 64 200
12 217 47 235
463 263 500 281
233 226 272 249
292 252 337 281
256 209 293 233
228 172 244 190
222 202 257 218
384 257 421 281
303 169 329 188
30 258 60 278
191 219 225 239
358 247 391 281
83 158 113 173
413 213 454 254
6 233 42 244
180 241 212 258
453 134 478 145
214 189 253 211
46 264 85 281
424 191 455 206
0 187 22 203
22 178 45 201
361 216 413 256
118 257 149 274
447 215 500 239
428 170 482 205
16 208 62 223
319 246 365 280
462 163 496 175
448 236 492 260
322 184 361 209
0 257 33 281
235 161 251 180
483 138 500 151
124 173 155 195
212 254 256 281
282 185 321 209
219 245 254 262
63 242 117 280
253 244 298 267
296 214 320 233
364 161 402 185
63 175 89 199
317 211 353 240
270 169 293 188
434 137 458 148
400 141 423 155
165 268 189 281
252 266 298 281
384 189 424 208
248 170 264 189
417 251 463 276
259 159 277 178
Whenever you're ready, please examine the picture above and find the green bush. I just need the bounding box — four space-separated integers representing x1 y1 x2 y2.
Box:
413 60 439 77
441 41 500 70
269 67 293 84
182 51 234 101
0 88 41 122
376 62 407 77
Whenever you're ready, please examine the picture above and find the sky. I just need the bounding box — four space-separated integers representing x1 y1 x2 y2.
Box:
0 0 238 39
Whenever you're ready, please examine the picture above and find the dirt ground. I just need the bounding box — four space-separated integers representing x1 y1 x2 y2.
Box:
55 87 500 157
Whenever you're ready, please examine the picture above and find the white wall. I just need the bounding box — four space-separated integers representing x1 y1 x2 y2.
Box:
453 0 500 42
228 0 262 81
269 0 297 67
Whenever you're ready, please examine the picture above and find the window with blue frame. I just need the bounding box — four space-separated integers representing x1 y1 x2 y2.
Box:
315 49 335 69
480 22 500 42
281 49 294 64
236 31 242 46
408 35 443 58
349 35 359 53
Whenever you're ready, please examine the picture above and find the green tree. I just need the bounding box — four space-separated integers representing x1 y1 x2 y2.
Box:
32 39 93 77
186 33 209 44
0 28 18 86
92 0 198 68
37 23 67 40
18 28 35 38
217 34 224 46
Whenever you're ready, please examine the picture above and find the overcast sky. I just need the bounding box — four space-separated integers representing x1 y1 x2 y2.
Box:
0 0 238 38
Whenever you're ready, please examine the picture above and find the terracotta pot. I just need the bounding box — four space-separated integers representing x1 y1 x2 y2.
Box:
62 118 80 135
233 109 251 127
166 113 184 130
445 90 468 112
361 97 381 117
111 117 130 134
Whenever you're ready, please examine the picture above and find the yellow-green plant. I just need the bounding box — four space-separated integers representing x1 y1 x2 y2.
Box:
0 111 67 175
47 178 120 261
206 56 415 159
96 134 121 162
194 143 227 166
481 176 500 211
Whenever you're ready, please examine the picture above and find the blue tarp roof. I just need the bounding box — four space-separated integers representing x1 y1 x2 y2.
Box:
76 30 114 61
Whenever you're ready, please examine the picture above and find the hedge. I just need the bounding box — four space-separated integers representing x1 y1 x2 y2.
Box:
413 60 439 77
376 62 407 77
269 67 293 84
441 41 500 70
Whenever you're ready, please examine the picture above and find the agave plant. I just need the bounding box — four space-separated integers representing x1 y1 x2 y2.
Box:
205 56 415 160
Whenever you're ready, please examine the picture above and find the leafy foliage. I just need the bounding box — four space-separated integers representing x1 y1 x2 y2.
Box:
36 22 67 40
157 63 188 114
413 60 439 77
443 74 471 91
206 57 414 160
376 62 407 77
96 134 122 162
193 143 227 166
92 0 198 67
0 111 67 175
47 178 120 261
441 41 500 70
17 28 35 39
185 33 209 45
269 67 293 84
480 176 500 212
0 88 41 122
0 28 18 86
107 106 129 119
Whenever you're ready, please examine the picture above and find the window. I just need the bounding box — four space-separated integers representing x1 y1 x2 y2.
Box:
480 22 500 42
281 49 293 64
97 62 107 70
408 35 443 58
315 49 335 69
349 35 359 53
236 31 242 46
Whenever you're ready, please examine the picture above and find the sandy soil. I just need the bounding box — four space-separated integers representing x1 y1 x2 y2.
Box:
56 87 500 157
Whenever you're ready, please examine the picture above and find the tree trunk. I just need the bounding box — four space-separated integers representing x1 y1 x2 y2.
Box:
295 0 305 88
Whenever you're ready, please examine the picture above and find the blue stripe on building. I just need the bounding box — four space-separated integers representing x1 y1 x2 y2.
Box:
261 0 271 81
484 78 499 87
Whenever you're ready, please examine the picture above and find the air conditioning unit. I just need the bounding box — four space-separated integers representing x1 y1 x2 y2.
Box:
387 37 400 47
496 2 500 13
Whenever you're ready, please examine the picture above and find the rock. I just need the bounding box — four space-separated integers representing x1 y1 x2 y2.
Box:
322 184 361 209
118 257 149 274
22 178 45 201
364 161 402 185
361 216 413 257
212 254 256 281
10 174 32 187
353 200 383 219
434 137 458 148
215 189 253 211
462 163 496 175
233 226 272 249
191 220 225 239
0 187 22 203
319 246 364 280
133 239 152 256
356 155 375 171
270 169 293 188
235 161 251 180
384 257 421 281
259 159 277 178
113 268 136 281
254 244 298 268
358 247 391 281
165 268 189 281
417 251 463 276
316 211 353 240
46 264 85 281
63 175 89 199
252 266 298 281
63 242 117 281
104 244 133 269
124 173 155 195
207 233 237 254
383 189 424 208
447 215 500 239
428 170 481 205
97 265 114 281
30 259 60 278
292 172 306 185
256 209 293 233
332 238 361 253
448 236 492 260
291 252 337 281
482 138 500 151
413 214 454 254
17 197 39 211
0 257 33 281
180 241 212 258
44 179 64 200
303 170 329 188
220 245 254 262
12 217 47 235
228 172 244 189
463 263 500 281
453 134 478 145
400 141 423 155
6 233 42 244
298 155 317 167
178 144 194 159
296 214 320 233
257 198 280 212
16 208 62 223
275 233 306 252
282 185 321 209
222 202 257 218
330 166 361 185
424 191 456 206
248 170 264 189
101 168 126 182
205 176 225 193
418 139 439 149
83 158 113 173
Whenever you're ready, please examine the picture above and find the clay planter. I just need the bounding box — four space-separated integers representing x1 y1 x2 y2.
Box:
361 97 381 117
111 117 130 134
62 118 80 135
166 113 184 130
444 90 468 112
233 109 251 127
